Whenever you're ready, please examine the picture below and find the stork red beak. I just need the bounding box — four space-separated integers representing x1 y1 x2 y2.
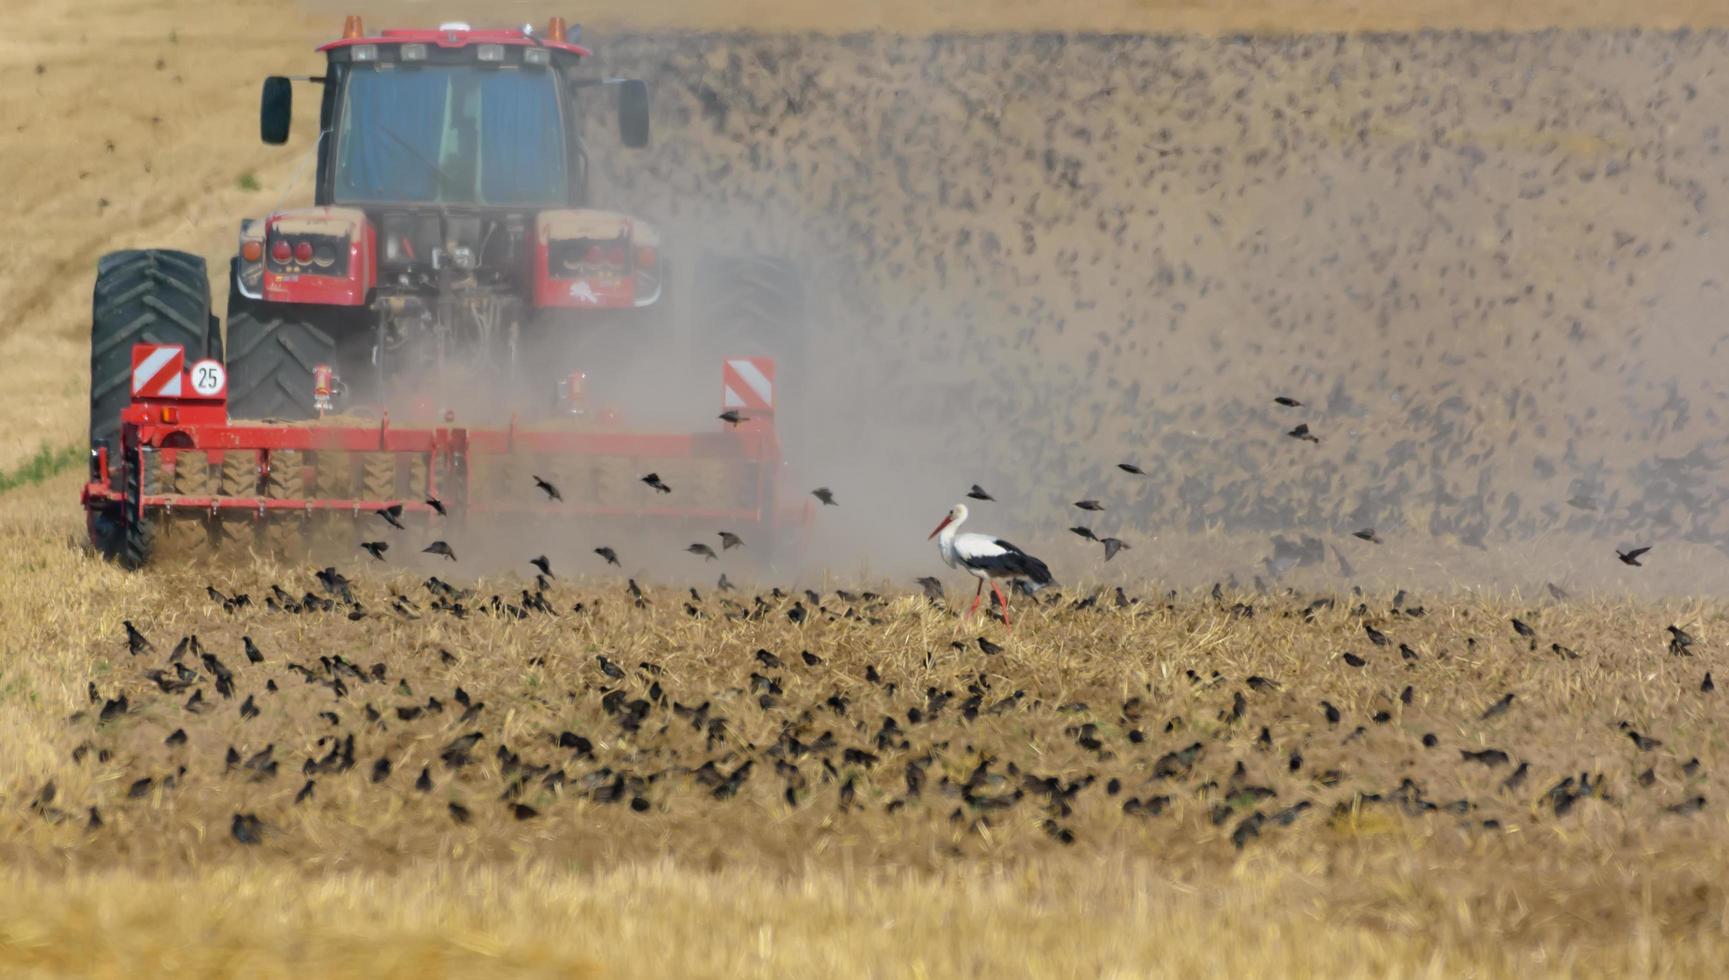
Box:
928 514 954 540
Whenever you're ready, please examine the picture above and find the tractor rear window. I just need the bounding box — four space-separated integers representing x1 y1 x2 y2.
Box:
333 66 567 207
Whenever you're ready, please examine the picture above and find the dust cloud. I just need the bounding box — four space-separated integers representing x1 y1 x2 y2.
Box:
266 12 1729 593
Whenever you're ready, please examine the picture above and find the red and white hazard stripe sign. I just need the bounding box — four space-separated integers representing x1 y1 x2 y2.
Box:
131 344 184 398
722 357 775 411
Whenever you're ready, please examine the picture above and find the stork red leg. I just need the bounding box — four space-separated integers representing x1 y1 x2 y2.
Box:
990 579 1012 630
967 579 983 619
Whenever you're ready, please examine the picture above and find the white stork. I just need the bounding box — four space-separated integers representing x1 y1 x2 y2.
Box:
928 502 1054 628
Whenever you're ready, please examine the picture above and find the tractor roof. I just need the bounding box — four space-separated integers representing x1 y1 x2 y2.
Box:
319 23 591 58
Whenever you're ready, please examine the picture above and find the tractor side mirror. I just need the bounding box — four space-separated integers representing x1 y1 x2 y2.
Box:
261 76 293 145
618 79 649 148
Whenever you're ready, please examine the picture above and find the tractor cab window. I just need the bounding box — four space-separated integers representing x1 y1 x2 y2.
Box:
333 65 568 207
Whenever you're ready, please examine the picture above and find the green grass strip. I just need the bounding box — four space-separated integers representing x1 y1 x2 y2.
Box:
0 443 84 496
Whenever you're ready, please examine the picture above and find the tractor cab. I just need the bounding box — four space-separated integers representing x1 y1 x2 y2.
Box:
224 17 661 422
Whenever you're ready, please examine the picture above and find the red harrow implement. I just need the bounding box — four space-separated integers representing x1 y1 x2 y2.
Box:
83 343 809 569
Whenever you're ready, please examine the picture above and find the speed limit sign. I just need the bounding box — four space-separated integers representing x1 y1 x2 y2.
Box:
188 359 227 397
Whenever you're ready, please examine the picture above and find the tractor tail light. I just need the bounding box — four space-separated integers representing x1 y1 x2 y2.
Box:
635 245 657 269
241 240 264 263
270 239 292 263
294 241 315 264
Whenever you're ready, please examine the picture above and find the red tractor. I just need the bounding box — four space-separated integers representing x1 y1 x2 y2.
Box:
84 17 810 570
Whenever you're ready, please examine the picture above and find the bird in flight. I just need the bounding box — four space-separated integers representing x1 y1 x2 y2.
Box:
929 502 1053 630
1070 526 1097 541
1352 528 1382 544
533 475 562 501
425 497 447 516
423 541 457 561
530 555 553 578
1074 500 1105 512
1117 463 1145 475
1102 537 1129 561
1617 546 1652 567
376 504 405 530
812 487 838 506
594 546 620 566
718 409 743 427
641 473 672 494
1274 396 1302 407
718 531 743 550
1287 423 1319 443
360 541 388 561
967 485 995 501
687 543 718 560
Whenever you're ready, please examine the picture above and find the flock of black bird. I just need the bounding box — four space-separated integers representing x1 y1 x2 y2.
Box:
570 30 1729 571
53 568 1712 854
349 473 838 579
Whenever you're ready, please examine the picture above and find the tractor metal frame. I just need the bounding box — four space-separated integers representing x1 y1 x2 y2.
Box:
83 344 808 560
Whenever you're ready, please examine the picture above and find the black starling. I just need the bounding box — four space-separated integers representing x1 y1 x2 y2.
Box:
1627 730 1663 751
1617 546 1652 567
1704 673 1715 693
239 695 259 719
916 576 944 601
530 555 552 578
423 540 457 561
415 767 433 792
716 573 735 592
687 543 718 560
231 812 263 845
1342 652 1366 668
1101 537 1128 561
448 801 471 824
978 637 1003 655
123 620 153 655
376 504 406 530
594 546 620 566
294 780 315 804
967 485 994 501
1287 423 1319 443
641 473 672 494
1480 693 1515 719
1460 749 1511 767
426 497 446 516
1502 762 1530 792
718 531 743 550
1273 396 1301 407
718 409 743 426
361 541 388 560
811 487 837 506
165 728 187 747
533 475 563 501
1352 528 1381 544
1117 463 1146 475
1320 701 1341 725
1069 526 1097 541
371 756 391 783
1511 618 1536 639
1074 500 1105 511
243 636 264 664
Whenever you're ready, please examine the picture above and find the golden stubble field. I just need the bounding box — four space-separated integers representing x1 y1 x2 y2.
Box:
5 0 1729 975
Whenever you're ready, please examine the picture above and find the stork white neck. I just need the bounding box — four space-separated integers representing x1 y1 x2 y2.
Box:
931 502 969 569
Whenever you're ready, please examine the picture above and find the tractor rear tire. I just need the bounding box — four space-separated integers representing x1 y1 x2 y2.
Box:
90 250 220 474
225 292 338 422
692 254 808 459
